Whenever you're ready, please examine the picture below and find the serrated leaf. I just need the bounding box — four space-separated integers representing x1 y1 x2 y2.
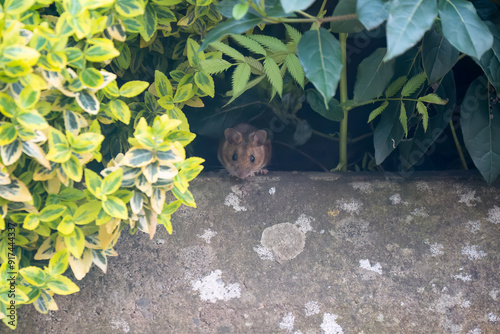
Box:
231 34 267 55
232 63 251 96
263 57 283 97
399 103 408 137
200 17 262 52
401 72 427 97
249 35 288 52
368 101 390 123
416 101 429 132
385 76 407 98
199 59 233 75
210 41 245 62
438 0 493 59
418 93 447 104
297 28 343 107
284 54 304 88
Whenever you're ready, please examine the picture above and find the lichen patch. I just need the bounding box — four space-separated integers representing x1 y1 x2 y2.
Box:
304 301 320 316
486 205 500 224
458 190 481 207
294 214 314 233
461 244 487 260
253 244 275 261
191 270 241 303
320 313 344 334
336 199 363 214
359 259 382 274
279 312 295 331
350 181 373 193
224 193 247 211
466 220 481 234
261 223 306 263
197 229 217 244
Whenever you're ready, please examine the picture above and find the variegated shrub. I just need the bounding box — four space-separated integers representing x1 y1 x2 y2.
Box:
0 0 220 329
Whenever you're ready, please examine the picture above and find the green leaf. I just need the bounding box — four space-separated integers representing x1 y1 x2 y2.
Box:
109 99 131 124
48 249 69 276
162 199 182 215
232 3 248 20
199 17 263 52
63 226 85 258
418 93 447 104
19 86 41 110
210 41 245 62
399 72 456 170
385 0 437 61
297 28 343 107
438 0 493 59
23 213 40 230
75 90 99 115
232 63 251 96
39 205 66 222
284 54 304 88
0 122 17 146
263 57 283 97
357 0 390 30
154 70 173 97
231 34 267 56
85 44 120 63
280 0 315 13
422 29 459 84
416 101 429 132
115 0 145 17
101 168 123 195
102 196 128 219
0 176 33 202
58 216 75 235
385 76 407 98
140 3 157 42
399 103 408 137
330 0 365 33
367 101 389 123
61 155 83 182
17 110 49 130
130 191 143 214
401 72 427 97
1 139 23 166
249 35 288 52
172 186 196 207
85 169 102 197
58 188 85 201
173 84 193 103
73 202 100 225
4 0 35 15
475 22 500 96
461 76 500 184
79 68 104 89
122 148 155 167
47 275 80 295
194 71 215 98
354 48 395 103
199 59 232 75
0 93 18 117
306 89 344 121
19 267 46 287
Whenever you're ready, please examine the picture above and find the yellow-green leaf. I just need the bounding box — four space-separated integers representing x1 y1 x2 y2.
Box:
63 226 85 258
109 99 131 124
19 266 46 287
84 169 102 197
121 147 154 167
57 216 75 235
119 81 149 97
73 201 100 225
194 71 215 98
101 168 123 195
102 196 128 219
79 68 104 89
17 110 49 130
173 84 193 103
0 122 17 146
48 249 69 276
19 86 41 110
47 275 80 295
23 213 40 230
39 205 66 222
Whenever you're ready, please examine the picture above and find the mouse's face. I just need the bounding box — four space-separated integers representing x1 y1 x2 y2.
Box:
219 128 270 179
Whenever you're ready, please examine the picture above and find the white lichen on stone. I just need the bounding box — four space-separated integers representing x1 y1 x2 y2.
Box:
411 207 429 217
224 193 247 211
304 301 320 316
461 300 471 308
376 313 384 322
429 243 444 257
489 289 499 301
197 229 217 244
458 190 481 207
110 319 130 333
359 259 382 274
489 312 499 322
294 214 314 233
320 313 344 334
453 273 472 282
486 205 500 224
191 270 241 303
389 193 401 205
461 244 487 260
269 187 276 195
253 244 275 261
466 220 481 234
416 181 431 191
336 198 363 214
467 328 481 334
350 181 373 193
279 312 295 331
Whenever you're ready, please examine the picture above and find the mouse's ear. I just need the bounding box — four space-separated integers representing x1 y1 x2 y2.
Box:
225 128 242 145
251 130 268 146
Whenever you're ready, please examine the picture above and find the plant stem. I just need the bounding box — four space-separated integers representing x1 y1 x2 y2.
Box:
449 119 468 170
339 33 348 172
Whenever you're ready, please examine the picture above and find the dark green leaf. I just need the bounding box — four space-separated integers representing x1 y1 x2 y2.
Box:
356 0 390 30
199 17 262 51
354 48 395 103
330 0 365 33
422 29 459 84
306 89 344 121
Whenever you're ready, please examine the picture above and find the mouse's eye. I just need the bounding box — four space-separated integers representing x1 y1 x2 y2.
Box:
250 155 255 163
232 153 238 161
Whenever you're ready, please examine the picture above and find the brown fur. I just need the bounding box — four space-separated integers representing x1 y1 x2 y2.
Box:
218 123 272 179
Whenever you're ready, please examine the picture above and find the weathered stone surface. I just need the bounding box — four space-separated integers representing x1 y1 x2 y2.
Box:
14 172 500 333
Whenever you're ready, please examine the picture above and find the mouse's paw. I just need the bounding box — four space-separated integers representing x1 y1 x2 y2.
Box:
259 169 268 175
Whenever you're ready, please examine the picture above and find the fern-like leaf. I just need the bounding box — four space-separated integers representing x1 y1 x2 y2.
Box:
225 75 265 106
263 57 283 97
385 76 407 98
284 23 302 44
284 54 304 88
230 34 267 56
401 72 427 97
244 56 264 75
367 101 389 123
232 63 251 96
418 93 447 105
400 103 408 137
248 35 287 52
211 41 245 62
416 101 429 132
199 59 232 75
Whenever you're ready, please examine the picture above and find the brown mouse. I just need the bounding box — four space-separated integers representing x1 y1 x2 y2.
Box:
218 123 272 179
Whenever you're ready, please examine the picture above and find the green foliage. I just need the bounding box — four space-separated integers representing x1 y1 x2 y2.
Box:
0 0 212 329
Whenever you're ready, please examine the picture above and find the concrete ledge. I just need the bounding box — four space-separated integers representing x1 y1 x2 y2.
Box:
16 172 500 333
